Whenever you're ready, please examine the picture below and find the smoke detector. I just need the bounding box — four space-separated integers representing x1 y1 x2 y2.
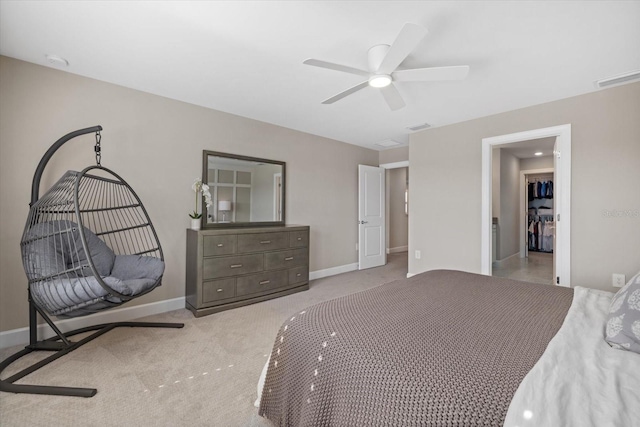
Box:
45 54 69 67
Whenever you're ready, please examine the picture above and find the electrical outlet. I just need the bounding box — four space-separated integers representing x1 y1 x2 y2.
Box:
415 250 421 259
612 273 626 288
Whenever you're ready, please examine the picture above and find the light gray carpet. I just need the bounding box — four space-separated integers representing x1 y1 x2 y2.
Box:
0 253 407 426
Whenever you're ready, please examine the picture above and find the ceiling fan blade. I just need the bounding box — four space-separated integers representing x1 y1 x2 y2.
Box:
380 84 405 111
303 59 370 77
393 65 470 82
322 81 369 104
377 23 428 74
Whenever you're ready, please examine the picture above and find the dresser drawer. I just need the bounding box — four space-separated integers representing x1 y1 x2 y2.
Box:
289 230 308 248
288 266 308 285
203 254 263 280
203 235 237 257
265 248 308 270
202 278 235 304
236 270 287 296
237 232 288 253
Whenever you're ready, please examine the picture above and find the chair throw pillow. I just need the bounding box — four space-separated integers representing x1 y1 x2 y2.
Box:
605 271 640 354
24 220 115 280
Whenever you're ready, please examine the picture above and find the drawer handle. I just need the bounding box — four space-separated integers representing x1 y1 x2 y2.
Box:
285 257 294 261
296 273 301 277
259 280 270 285
217 243 224 247
297 237 302 241
217 288 224 292
230 264 243 268
260 240 271 244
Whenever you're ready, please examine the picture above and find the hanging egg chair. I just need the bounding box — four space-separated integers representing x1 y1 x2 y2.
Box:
0 126 183 398
23 165 165 318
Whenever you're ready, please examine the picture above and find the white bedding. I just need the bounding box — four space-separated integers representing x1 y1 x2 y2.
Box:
505 286 640 427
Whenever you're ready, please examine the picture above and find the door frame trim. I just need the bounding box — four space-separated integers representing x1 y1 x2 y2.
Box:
481 124 571 287
380 160 409 169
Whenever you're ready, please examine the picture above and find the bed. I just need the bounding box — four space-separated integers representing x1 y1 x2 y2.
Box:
256 269 640 426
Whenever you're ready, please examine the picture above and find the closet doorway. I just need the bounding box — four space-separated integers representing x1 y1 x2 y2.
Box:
491 147 555 285
490 142 555 285
481 124 571 287
381 161 409 271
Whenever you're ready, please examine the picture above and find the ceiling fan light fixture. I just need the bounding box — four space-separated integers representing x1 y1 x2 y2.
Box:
368 75 392 88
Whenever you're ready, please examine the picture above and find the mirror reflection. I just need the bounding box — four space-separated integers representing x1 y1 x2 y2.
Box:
203 151 285 227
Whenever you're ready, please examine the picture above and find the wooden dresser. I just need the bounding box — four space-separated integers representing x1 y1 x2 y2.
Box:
185 225 310 317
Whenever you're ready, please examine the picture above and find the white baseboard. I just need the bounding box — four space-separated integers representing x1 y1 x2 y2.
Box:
0 297 185 350
387 246 408 254
496 251 520 264
406 272 416 278
309 263 359 281
1 262 363 349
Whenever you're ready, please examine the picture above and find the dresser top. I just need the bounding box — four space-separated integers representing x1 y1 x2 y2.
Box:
188 225 309 236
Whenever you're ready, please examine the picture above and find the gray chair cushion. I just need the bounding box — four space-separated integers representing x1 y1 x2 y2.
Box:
111 254 165 282
24 221 163 317
32 271 162 318
605 271 640 354
24 220 115 279
75 225 115 277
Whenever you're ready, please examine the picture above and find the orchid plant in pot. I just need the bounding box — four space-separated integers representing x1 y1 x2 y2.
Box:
189 178 212 230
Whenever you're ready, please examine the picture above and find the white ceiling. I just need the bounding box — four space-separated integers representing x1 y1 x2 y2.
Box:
1 1 639 151
499 137 556 159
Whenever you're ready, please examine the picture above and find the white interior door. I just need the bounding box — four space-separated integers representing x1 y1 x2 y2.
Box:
358 165 386 270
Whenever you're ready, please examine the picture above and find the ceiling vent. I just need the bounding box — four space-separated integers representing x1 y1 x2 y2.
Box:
595 70 640 88
406 122 431 132
375 139 401 148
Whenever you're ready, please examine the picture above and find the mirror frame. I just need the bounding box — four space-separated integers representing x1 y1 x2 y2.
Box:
202 150 286 228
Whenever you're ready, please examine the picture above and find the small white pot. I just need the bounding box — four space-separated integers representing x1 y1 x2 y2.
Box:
190 218 201 230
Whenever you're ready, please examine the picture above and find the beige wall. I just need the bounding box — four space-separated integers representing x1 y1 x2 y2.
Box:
379 146 408 165
520 155 554 171
387 167 408 251
409 82 640 292
498 149 521 260
0 56 378 332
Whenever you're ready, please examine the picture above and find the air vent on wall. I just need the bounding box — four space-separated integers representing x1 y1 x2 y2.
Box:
375 139 401 148
406 122 431 132
595 70 640 88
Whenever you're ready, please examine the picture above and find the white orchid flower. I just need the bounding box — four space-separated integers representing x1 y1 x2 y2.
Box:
189 178 210 219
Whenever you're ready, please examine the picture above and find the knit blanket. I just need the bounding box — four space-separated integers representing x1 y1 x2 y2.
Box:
259 269 573 426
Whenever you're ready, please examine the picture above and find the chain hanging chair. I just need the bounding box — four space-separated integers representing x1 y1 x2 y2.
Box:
0 126 183 398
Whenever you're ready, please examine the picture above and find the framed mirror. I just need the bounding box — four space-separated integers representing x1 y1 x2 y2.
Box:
202 150 285 228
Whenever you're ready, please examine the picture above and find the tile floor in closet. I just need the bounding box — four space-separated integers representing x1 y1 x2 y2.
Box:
492 251 553 285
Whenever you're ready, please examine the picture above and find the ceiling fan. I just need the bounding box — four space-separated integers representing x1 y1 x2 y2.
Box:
303 23 469 111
